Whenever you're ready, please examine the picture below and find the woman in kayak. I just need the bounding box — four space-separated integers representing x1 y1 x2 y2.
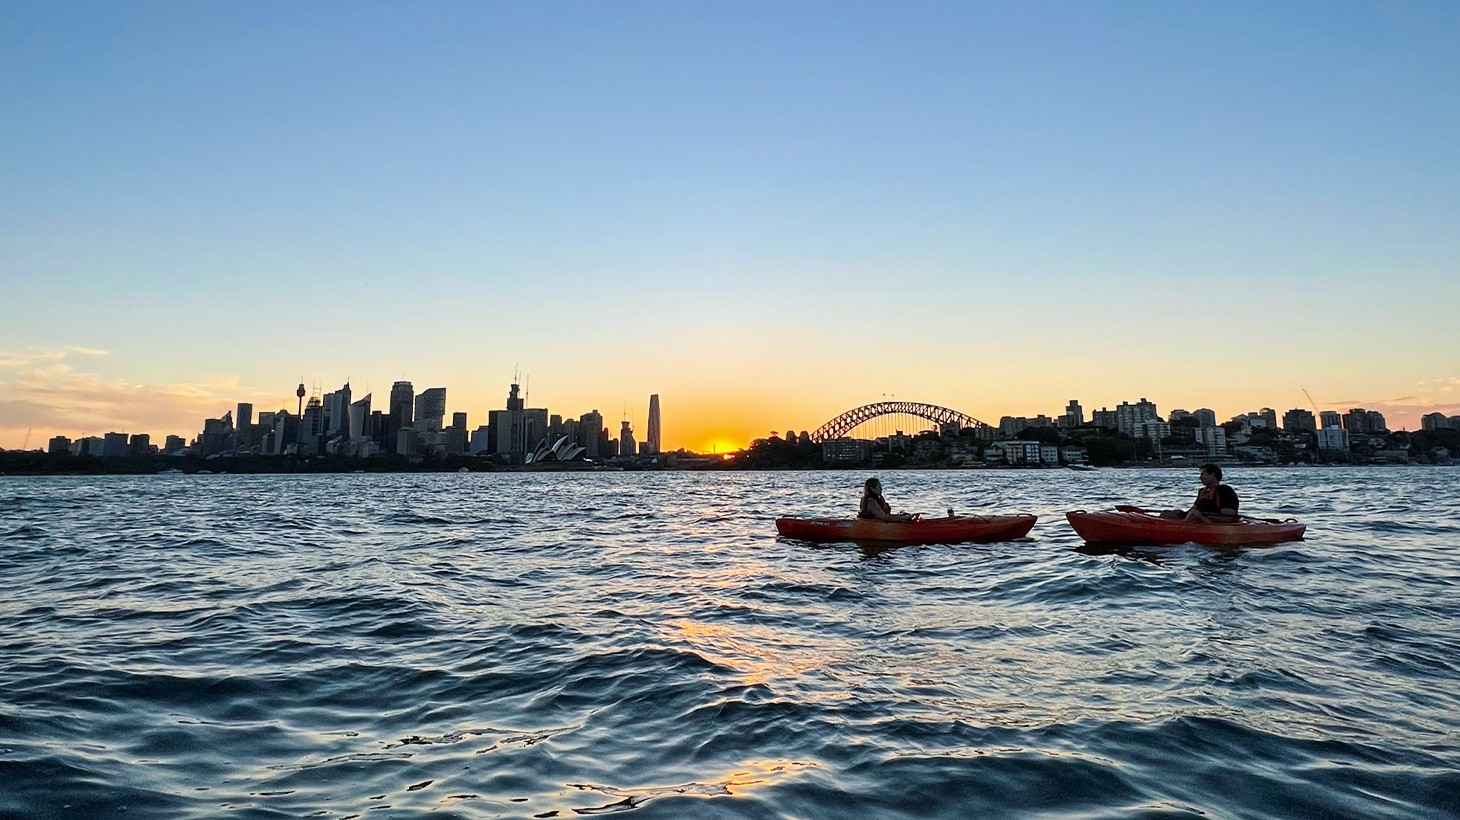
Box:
1166 463 1239 523
859 477 920 522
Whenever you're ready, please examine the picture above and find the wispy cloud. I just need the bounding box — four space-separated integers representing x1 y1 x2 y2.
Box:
0 347 244 448
0 347 69 369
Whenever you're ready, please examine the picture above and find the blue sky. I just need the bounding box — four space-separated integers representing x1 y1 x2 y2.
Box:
2 1 1458 448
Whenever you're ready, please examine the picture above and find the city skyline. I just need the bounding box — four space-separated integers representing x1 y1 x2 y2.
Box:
7 363 1451 456
3 3 1458 451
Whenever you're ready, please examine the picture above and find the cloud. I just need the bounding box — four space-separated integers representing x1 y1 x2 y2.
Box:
64 346 111 357
0 348 248 448
0 348 68 369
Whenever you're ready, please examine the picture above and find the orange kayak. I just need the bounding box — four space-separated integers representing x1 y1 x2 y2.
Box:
1065 509 1305 546
775 514 1037 544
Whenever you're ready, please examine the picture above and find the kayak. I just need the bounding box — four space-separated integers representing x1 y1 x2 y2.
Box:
775 514 1037 544
1065 509 1305 546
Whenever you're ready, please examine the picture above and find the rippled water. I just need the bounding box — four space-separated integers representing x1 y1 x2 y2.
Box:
2 467 1458 819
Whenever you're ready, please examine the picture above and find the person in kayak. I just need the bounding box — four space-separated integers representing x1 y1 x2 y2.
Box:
859 477 920 522
1165 463 1239 523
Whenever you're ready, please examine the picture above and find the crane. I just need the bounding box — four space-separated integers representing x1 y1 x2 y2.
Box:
1302 388 1322 417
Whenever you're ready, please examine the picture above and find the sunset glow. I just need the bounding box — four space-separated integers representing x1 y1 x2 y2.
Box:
2 4 1456 450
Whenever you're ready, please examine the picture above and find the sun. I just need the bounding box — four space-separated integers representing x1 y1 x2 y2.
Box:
701 439 744 455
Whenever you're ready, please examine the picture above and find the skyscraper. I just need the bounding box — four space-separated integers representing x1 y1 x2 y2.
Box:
646 394 661 454
489 381 529 463
415 388 446 432
388 381 414 445
620 420 636 457
580 410 604 458
348 393 372 455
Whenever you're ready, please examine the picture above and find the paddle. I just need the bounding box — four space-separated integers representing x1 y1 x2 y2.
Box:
1116 504 1288 525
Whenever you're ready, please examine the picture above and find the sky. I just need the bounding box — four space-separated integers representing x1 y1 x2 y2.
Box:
2 1 1458 452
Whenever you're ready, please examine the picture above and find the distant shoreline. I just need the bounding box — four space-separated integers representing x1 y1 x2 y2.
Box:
0 451 1448 477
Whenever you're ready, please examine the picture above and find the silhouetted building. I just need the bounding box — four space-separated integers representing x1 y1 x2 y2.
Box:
415 388 446 433
1283 408 1317 432
298 396 324 456
164 435 186 454
129 433 153 456
388 381 414 446
1061 400 1084 429
1320 410 1341 429
236 399 254 443
1194 426 1228 457
348 393 372 456
647 394 661 454
620 421 636 457
579 410 604 458
48 436 71 454
1192 408 1217 427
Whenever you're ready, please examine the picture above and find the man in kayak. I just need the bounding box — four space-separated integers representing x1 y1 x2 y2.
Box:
1165 463 1239 523
859 477 920 522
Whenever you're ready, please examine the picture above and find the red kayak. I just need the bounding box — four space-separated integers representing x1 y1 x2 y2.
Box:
775 514 1037 544
1065 509 1305 546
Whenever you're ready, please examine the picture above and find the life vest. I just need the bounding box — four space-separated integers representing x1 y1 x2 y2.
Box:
859 495 891 519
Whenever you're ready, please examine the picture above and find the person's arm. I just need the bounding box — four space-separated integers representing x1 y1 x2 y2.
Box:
1216 486 1239 520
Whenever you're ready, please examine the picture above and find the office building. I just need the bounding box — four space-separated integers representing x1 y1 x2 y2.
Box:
1320 410 1341 429
1192 408 1217 428
348 394 372 456
415 388 446 432
647 394 662 454
580 410 604 458
388 381 414 445
1422 412 1451 431
620 420 636 457
48 436 72 454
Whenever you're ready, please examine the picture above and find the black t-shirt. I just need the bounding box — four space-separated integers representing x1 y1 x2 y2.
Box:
1195 484 1239 515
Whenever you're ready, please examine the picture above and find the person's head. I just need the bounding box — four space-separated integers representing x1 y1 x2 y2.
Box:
864 477 882 496
1200 463 1222 484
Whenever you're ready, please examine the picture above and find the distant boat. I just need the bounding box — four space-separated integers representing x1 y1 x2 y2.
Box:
1067 464 1097 472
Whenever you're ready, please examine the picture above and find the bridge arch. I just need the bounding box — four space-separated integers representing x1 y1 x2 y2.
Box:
809 401 990 443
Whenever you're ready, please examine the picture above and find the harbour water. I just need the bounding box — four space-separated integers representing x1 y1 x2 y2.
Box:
2 467 1457 818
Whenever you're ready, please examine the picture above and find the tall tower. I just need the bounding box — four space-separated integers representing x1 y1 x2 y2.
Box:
646 394 661 454
620 420 636 457
388 380 414 446
296 381 306 417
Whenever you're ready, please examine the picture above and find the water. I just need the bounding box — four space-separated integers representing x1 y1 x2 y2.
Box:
1 467 1457 819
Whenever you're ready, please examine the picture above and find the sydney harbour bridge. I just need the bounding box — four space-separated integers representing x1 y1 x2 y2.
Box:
805 401 991 443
